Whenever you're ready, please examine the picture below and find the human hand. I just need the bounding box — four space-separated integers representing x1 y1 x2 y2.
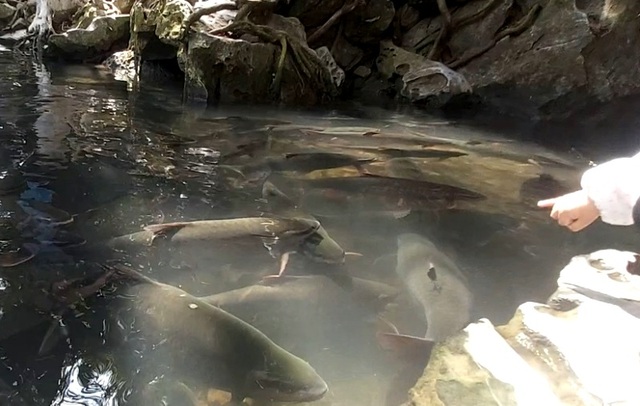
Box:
537 190 600 232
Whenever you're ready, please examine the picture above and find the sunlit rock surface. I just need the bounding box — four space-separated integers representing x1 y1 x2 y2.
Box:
48 15 130 60
409 249 640 405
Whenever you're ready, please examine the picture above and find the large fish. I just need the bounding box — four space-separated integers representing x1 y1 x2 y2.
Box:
378 233 473 358
200 275 399 355
395 233 472 341
106 216 320 250
107 265 329 403
291 173 485 211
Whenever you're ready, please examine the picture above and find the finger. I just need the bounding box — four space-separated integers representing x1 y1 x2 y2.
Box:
557 213 575 227
568 214 599 232
549 205 560 220
537 198 557 208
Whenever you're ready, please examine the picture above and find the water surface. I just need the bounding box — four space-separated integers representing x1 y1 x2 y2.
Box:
1 51 639 406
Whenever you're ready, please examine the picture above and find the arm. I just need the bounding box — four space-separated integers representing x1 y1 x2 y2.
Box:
581 151 640 226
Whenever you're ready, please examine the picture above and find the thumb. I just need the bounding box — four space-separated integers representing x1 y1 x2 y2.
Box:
537 198 557 208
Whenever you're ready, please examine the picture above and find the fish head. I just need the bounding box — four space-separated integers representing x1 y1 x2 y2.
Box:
299 226 346 264
243 351 328 402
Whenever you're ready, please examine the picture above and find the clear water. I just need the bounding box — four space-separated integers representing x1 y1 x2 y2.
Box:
0 50 639 406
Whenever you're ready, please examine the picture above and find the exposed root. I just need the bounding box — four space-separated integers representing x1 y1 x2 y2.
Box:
428 0 453 60
209 20 335 98
270 34 288 98
307 0 364 44
184 1 237 34
448 4 542 69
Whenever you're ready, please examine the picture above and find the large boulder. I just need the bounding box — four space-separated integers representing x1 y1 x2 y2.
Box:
48 15 130 60
450 0 640 119
406 248 640 405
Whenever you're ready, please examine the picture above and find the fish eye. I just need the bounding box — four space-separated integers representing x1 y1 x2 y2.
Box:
427 265 437 281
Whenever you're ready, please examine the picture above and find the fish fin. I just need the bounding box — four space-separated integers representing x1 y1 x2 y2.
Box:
38 316 67 356
106 264 156 285
375 316 400 335
376 332 435 361
0 244 37 268
143 222 189 238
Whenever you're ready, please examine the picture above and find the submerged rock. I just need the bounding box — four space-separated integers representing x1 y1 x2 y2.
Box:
377 40 471 107
408 249 640 405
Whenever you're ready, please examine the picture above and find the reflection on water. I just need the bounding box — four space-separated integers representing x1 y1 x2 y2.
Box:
0 52 639 406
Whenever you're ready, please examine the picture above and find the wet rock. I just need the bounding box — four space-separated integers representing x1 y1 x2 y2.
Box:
48 15 130 60
344 0 395 44
376 40 471 107
410 249 640 405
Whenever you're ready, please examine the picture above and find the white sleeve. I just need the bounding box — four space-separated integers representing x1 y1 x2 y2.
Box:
580 151 640 225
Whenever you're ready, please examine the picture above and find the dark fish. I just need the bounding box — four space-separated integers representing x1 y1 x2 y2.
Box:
294 173 486 210
109 265 329 403
0 243 38 268
339 145 467 160
201 275 399 363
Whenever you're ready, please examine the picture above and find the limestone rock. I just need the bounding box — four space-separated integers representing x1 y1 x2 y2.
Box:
401 17 440 53
103 49 136 84
377 40 471 107
155 0 193 47
411 249 640 405
408 319 561 406
344 0 395 44
48 15 130 60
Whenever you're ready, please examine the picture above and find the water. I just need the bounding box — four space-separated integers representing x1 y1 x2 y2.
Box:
0 51 639 406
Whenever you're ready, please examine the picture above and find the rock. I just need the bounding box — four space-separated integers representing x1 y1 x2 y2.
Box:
48 15 130 60
395 3 420 31
115 0 136 14
287 0 344 28
344 0 395 44
103 49 136 84
402 17 440 52
0 2 15 20
353 65 371 78
376 40 471 107
449 0 640 119
410 249 640 405
155 0 193 47
315 46 344 88
447 0 514 60
329 34 364 71
180 24 337 105
407 319 562 406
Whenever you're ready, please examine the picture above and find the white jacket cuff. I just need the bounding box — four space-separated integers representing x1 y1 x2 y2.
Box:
580 152 640 226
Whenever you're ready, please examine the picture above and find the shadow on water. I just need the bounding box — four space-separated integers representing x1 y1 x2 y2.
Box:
0 51 639 406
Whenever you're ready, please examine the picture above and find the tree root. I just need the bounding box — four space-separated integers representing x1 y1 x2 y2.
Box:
448 4 543 69
184 1 237 34
419 0 502 60
209 20 335 99
307 0 364 44
270 35 287 98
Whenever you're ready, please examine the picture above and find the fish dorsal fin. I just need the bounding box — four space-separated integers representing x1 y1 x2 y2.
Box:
376 332 435 362
144 222 189 239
